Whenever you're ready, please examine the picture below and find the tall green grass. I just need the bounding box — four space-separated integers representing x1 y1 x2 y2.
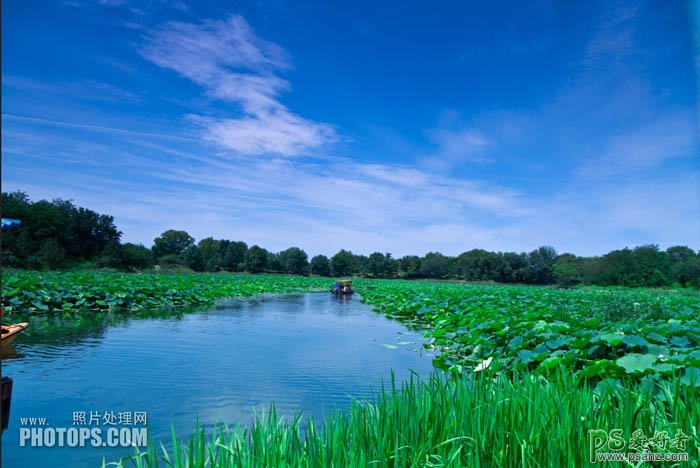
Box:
107 371 699 467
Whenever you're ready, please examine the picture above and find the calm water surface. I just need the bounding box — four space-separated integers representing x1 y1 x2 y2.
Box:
2 293 436 467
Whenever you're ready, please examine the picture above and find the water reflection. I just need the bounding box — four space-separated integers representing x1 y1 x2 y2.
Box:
332 293 354 305
0 343 24 360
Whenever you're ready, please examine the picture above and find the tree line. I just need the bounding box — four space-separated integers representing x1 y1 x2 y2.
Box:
2 191 699 288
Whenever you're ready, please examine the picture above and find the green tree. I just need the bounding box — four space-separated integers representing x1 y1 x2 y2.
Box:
598 245 672 287
667 246 699 287
153 230 194 260
310 255 331 276
279 247 309 275
60 202 121 259
597 248 635 286
198 238 222 271
122 243 153 270
553 254 583 287
330 249 354 276
183 245 203 271
266 252 283 273
205 254 223 272
499 252 528 283
1 192 32 264
667 246 696 264
245 245 268 273
419 252 449 278
399 255 421 278
97 242 125 269
631 245 670 287
1 191 122 267
158 254 184 268
366 252 385 277
383 253 398 278
453 249 500 281
680 257 700 288
1 191 32 219
352 254 369 276
223 241 247 271
367 252 398 278
39 238 66 269
524 246 558 284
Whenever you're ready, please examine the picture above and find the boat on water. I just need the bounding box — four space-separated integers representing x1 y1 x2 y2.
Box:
1 323 29 349
332 280 354 295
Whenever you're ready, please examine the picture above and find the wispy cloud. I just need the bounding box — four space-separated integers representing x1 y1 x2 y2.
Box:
139 15 336 156
3 112 526 255
1 114 196 142
583 4 639 68
422 127 490 171
576 111 698 178
513 170 700 255
4 102 697 256
4 75 142 103
68 0 188 14
417 110 492 172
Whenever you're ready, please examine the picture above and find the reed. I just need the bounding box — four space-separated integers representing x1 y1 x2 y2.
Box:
107 371 699 467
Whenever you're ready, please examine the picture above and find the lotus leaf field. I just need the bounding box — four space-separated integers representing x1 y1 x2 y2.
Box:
358 280 700 381
3 271 700 381
1 271 330 313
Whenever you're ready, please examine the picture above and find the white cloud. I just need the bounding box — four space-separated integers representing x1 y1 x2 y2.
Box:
192 110 335 156
429 128 489 159
583 4 639 68
576 111 697 178
141 16 290 81
5 112 698 257
599 175 700 236
140 15 336 156
419 127 491 172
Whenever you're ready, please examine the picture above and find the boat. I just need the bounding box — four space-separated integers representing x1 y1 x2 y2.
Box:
1 323 28 349
331 280 354 295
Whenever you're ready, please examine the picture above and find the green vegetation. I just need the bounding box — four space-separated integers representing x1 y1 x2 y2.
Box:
108 371 699 468
4 191 699 288
358 280 700 380
1 271 329 314
3 270 699 466
2 191 123 270
4 273 698 383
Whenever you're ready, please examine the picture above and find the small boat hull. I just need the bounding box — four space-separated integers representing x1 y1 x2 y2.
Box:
332 280 353 295
1 323 28 349
331 290 354 295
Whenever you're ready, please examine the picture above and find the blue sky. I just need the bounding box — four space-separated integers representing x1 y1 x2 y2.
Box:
2 0 699 257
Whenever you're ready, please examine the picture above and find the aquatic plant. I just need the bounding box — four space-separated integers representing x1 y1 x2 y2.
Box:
2 272 330 314
106 371 700 467
355 280 700 380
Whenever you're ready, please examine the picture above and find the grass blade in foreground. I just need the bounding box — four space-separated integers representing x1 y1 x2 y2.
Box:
107 371 700 468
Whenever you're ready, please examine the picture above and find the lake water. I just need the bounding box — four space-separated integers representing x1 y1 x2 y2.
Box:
1 293 436 467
